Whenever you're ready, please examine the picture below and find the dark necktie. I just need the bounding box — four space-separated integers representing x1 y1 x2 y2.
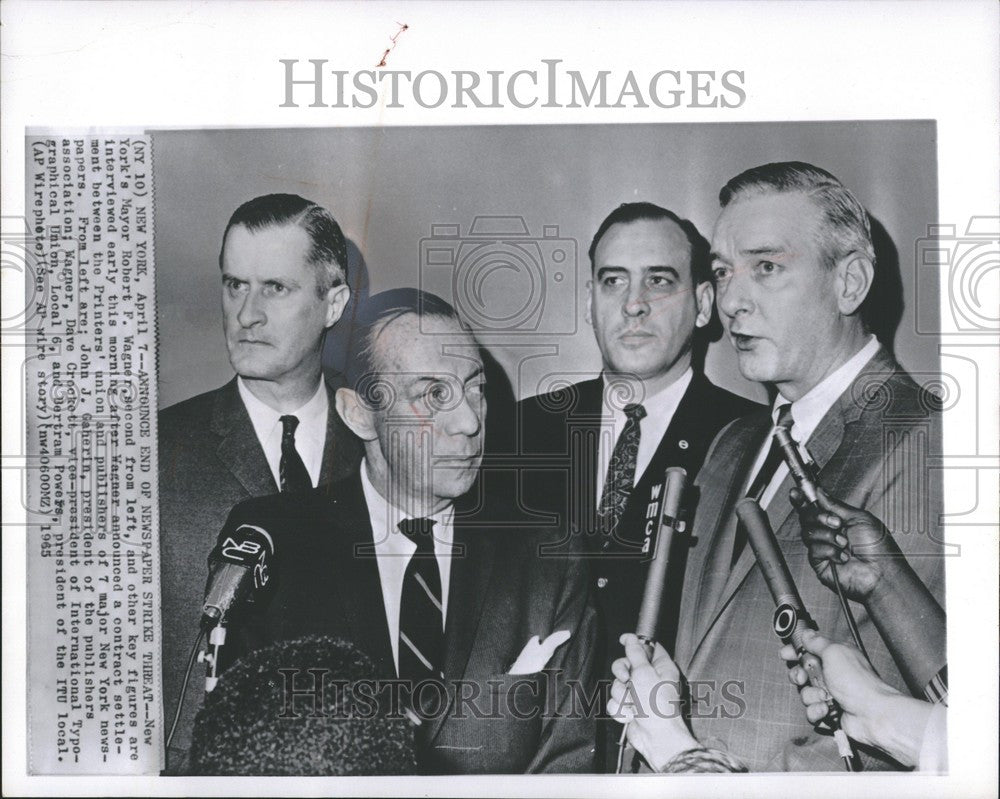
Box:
596 402 647 540
397 517 444 683
279 414 312 493
730 403 794 568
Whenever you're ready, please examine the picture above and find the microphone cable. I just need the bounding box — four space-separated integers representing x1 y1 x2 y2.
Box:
164 627 206 770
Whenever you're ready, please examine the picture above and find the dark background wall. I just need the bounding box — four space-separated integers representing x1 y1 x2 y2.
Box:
152 122 937 408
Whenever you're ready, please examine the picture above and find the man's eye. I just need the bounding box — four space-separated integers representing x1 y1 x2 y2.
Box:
265 282 288 295
224 278 247 293
648 275 676 288
601 275 626 288
426 381 455 409
756 260 778 275
712 265 731 281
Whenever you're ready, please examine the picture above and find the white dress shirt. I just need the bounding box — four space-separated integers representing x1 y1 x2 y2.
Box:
237 376 328 489
746 336 881 509
595 368 693 507
361 462 455 674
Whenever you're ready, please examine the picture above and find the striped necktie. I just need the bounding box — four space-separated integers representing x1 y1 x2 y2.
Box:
397 517 444 683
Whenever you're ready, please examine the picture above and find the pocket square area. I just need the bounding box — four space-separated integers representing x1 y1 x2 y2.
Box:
508 629 571 674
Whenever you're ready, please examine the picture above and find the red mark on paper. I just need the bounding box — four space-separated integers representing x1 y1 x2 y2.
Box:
377 22 409 67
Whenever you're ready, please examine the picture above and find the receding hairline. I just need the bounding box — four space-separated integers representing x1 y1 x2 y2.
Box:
364 308 477 378
592 216 697 277
713 186 838 255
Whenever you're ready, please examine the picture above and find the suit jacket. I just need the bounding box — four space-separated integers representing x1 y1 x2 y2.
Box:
516 373 760 769
517 373 759 650
674 347 946 771
158 377 362 770
223 473 598 775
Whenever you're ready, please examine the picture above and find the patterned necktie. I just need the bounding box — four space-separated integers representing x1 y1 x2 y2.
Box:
397 517 444 683
730 403 794 568
279 414 312 493
596 403 647 539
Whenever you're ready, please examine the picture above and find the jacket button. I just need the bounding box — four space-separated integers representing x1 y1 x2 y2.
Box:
597 577 608 589
678 439 689 450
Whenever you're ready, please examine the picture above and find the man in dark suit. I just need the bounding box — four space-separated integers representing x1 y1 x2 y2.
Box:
515 202 759 767
223 289 598 774
158 194 362 771
609 162 945 771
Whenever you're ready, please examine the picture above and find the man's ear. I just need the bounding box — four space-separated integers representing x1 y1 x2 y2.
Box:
335 387 378 441
835 253 874 316
324 283 351 328
694 280 714 329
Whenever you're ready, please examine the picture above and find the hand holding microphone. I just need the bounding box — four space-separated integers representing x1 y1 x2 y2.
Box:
607 633 698 771
790 487 903 603
790 488 947 702
774 427 868 658
735 498 856 769
612 466 687 773
779 631 940 769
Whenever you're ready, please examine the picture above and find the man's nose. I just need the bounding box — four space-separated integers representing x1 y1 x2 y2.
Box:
237 290 266 328
622 282 650 318
445 395 483 437
717 268 753 319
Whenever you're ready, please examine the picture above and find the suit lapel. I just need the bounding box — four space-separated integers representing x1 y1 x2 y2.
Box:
318 376 362 486
323 475 396 674
695 403 850 650
212 378 278 496
633 372 710 487
691 414 770 650
570 379 605 524
425 516 496 743
689 348 900 660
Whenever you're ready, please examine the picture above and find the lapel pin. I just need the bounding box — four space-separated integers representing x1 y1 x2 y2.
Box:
679 440 689 450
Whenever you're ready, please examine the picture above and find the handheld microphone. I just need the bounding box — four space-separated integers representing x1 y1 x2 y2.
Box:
735 498 857 770
773 426 868 661
201 523 275 630
617 467 687 774
635 467 688 654
773 427 818 504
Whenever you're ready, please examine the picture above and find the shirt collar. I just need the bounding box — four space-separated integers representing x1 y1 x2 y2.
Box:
774 336 880 441
237 376 327 439
360 459 455 555
601 367 694 418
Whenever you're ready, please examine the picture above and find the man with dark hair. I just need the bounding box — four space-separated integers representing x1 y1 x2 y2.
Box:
158 193 363 771
613 162 945 771
223 288 598 775
189 636 416 776
516 201 760 769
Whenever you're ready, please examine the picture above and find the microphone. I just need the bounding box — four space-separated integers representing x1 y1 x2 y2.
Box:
774 426 868 660
773 426 818 503
201 522 275 630
776 429 947 702
617 466 687 774
635 467 688 654
734 498 856 770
